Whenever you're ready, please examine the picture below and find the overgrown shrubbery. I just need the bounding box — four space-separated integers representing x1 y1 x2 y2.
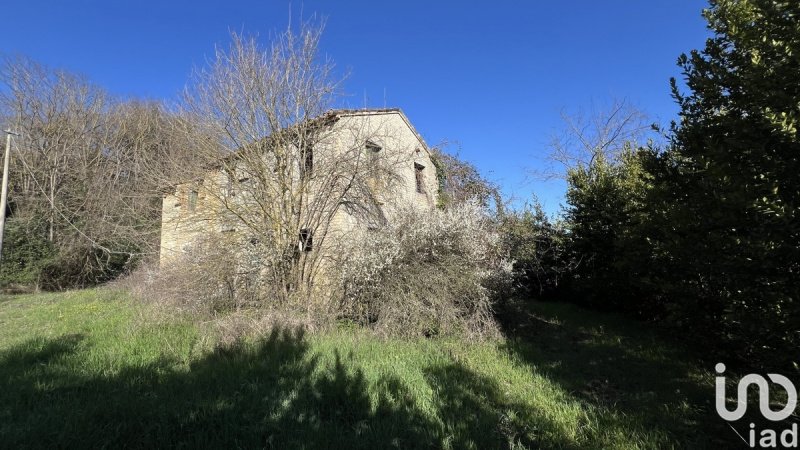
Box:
130 235 269 315
334 203 507 338
129 203 509 340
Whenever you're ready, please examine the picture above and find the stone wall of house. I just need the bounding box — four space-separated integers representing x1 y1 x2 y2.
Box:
324 111 438 238
159 169 230 264
159 110 438 265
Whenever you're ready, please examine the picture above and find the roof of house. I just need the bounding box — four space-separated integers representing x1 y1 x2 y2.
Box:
162 107 432 192
321 108 431 155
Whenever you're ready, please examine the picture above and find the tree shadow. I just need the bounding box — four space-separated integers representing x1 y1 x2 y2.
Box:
0 325 655 449
0 327 439 448
0 305 748 448
495 298 739 448
2 326 587 449
424 362 558 449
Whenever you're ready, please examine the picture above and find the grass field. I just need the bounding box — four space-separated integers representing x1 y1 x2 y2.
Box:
0 289 736 449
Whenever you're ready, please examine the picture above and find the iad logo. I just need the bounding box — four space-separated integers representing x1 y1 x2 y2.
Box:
716 363 798 421
715 363 798 448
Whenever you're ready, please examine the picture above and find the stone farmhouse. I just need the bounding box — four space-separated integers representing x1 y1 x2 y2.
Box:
159 108 439 265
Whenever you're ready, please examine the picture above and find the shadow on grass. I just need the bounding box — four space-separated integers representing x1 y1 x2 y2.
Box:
423 363 574 449
1 301 757 448
0 327 556 449
496 298 740 448
1 328 404 448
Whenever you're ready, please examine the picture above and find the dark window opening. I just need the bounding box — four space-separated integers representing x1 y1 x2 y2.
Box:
366 141 381 181
414 163 425 194
303 144 313 176
188 189 198 212
299 228 313 252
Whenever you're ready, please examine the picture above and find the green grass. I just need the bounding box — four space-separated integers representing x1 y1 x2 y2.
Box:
0 289 735 449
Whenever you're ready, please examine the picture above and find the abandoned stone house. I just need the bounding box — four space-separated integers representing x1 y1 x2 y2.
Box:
159 108 439 264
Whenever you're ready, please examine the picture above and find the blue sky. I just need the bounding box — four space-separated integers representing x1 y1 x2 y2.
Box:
1 1 710 214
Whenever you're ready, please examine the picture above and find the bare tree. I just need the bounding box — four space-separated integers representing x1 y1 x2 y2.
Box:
162 21 408 307
1 57 109 242
100 100 189 253
0 57 177 287
547 98 654 176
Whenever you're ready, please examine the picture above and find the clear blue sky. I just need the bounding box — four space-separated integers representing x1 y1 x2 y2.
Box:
0 1 710 214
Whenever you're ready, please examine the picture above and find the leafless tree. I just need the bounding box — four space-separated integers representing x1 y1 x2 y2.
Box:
546 98 654 176
0 57 177 287
162 21 406 308
1 57 108 242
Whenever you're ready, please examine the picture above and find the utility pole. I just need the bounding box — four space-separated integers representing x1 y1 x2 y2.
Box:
0 130 19 263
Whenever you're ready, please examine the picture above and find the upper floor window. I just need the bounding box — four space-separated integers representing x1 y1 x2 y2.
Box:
188 189 198 212
414 163 425 194
302 143 313 177
365 140 381 181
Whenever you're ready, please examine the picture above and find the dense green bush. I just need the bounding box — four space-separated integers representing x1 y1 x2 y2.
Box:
0 217 141 291
555 0 800 369
563 149 661 317
0 219 54 290
37 243 140 291
646 0 800 367
500 202 572 300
